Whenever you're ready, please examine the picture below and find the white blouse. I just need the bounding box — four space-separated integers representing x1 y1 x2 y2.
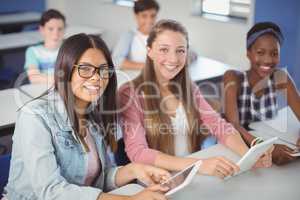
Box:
170 105 190 157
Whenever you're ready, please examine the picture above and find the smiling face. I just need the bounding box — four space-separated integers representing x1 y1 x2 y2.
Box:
71 48 109 108
247 34 280 78
147 30 188 84
135 9 158 35
39 18 65 49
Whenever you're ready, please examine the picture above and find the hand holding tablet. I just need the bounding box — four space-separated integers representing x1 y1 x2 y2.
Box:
290 152 300 157
289 148 300 157
224 137 278 180
160 160 202 196
139 160 202 196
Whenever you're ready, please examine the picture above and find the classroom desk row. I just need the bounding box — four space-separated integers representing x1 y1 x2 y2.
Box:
0 25 104 52
110 142 300 199
109 106 300 199
0 12 41 33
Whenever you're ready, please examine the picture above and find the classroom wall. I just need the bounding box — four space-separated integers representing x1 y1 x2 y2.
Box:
296 11 300 87
46 0 254 71
255 0 300 88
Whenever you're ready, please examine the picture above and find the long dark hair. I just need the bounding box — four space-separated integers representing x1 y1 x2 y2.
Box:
133 19 206 155
54 33 118 151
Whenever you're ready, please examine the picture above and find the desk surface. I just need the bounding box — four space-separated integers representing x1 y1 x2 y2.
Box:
0 12 41 26
0 25 104 51
109 184 144 196
110 144 300 200
249 107 299 147
0 83 49 129
189 56 233 82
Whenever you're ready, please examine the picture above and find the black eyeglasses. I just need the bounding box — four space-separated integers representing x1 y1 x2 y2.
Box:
74 63 114 79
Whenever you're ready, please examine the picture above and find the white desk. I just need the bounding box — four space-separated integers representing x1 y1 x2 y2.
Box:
115 69 140 87
109 144 300 199
249 107 299 148
0 84 49 129
0 31 41 51
189 56 233 82
178 144 300 200
109 184 143 196
0 25 104 51
0 12 41 27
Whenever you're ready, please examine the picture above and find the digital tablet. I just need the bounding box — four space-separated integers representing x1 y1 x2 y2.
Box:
160 160 202 196
289 152 300 157
236 137 278 174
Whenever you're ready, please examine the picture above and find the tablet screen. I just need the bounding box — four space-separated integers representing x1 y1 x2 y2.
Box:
161 164 194 191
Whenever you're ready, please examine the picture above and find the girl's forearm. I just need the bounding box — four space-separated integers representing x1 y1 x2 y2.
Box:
154 152 199 171
234 124 256 147
114 164 136 187
224 131 249 156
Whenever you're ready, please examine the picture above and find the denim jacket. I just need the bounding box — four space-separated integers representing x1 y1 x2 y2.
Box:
3 90 119 200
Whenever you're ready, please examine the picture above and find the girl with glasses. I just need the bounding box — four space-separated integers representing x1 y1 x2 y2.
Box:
2 34 171 200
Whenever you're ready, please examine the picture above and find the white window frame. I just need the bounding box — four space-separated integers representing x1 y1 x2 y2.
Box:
113 0 134 7
192 0 253 22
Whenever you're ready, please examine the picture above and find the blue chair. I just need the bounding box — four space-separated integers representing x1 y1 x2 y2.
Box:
0 68 16 89
201 136 217 149
0 154 11 197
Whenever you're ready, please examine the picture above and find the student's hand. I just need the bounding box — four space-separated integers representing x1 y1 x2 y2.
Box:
272 144 296 165
198 156 240 179
130 184 169 200
130 163 171 186
253 146 273 168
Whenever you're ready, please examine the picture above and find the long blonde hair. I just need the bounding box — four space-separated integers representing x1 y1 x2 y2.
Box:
133 19 207 155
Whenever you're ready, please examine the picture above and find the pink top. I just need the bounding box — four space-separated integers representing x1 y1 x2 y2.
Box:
118 82 236 165
84 131 101 186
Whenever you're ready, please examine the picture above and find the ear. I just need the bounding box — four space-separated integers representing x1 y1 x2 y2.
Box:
134 13 138 20
39 25 44 35
147 46 154 60
246 49 251 60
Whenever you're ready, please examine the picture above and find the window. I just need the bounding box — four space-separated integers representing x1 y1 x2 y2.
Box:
113 0 134 7
193 0 252 21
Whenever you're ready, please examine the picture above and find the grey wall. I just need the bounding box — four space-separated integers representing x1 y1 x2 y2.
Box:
47 0 255 71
